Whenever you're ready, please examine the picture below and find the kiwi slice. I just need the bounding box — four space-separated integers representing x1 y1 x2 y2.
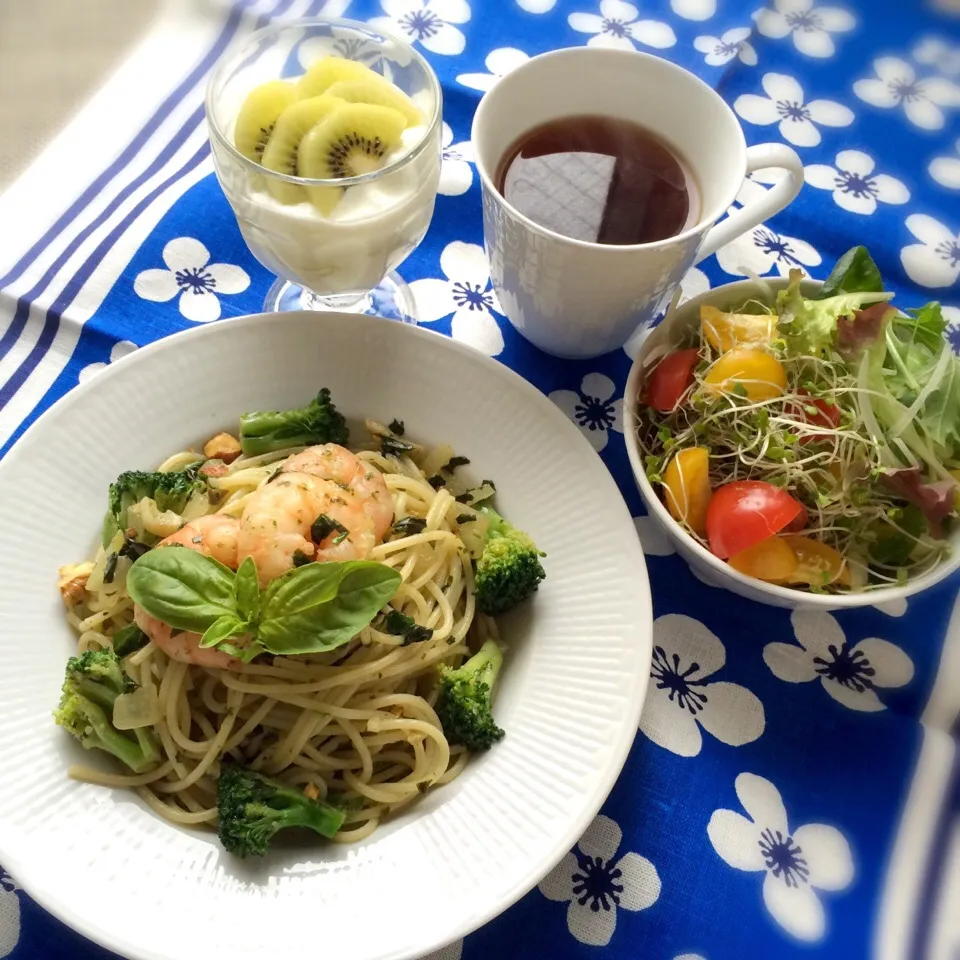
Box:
233 80 298 162
325 77 423 127
298 103 407 214
260 94 344 204
296 57 378 98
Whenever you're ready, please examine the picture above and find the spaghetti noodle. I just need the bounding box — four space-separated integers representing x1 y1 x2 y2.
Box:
61 430 500 843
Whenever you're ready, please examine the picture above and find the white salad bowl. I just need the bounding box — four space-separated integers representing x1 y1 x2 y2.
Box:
624 277 960 611
0 311 653 960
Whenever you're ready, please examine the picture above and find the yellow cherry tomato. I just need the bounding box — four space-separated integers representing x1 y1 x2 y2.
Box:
663 447 712 536
703 347 787 402
728 536 798 581
700 305 775 353
780 535 846 586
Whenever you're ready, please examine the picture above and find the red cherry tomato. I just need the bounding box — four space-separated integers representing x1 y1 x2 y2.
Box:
646 349 699 413
785 503 808 533
805 397 841 429
705 481 806 559
793 391 840 445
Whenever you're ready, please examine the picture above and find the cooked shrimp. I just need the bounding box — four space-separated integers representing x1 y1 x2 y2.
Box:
237 471 375 586
133 514 244 670
158 513 240 568
133 607 242 671
282 444 393 539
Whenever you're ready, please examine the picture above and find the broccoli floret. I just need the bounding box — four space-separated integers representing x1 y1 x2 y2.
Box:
217 763 346 858
474 507 545 616
102 469 205 547
239 388 349 457
434 639 505 751
53 649 159 773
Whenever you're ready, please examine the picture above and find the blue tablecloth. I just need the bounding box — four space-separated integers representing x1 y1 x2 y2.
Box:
1 0 958 956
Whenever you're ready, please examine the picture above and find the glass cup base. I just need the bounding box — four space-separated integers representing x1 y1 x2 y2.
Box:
263 271 418 324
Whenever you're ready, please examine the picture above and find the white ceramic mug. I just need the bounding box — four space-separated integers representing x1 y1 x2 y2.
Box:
472 47 804 360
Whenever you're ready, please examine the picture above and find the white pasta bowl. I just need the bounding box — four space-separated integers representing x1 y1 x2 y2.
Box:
0 311 652 960
624 278 960 611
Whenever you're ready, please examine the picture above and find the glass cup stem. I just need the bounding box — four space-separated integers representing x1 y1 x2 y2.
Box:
264 271 418 323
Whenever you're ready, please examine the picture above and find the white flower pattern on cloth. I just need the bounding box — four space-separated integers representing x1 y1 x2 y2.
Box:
900 214 960 289
694 28 758 67
409 241 504 356
804 150 910 214
639 614 765 757
634 515 675 557
516 0 556 11
930 138 960 190
0 871 20 959
944 305 960 352
369 0 470 56
708 773 854 941
764 610 914 712
913 36 960 77
568 0 676 51
716 222 822 278
735 73 854 147
549 373 624 452
854 57 960 131
456 47 529 92
874 596 909 618
439 122 473 196
133 237 250 323
680 266 711 301
539 814 661 946
78 339 137 385
752 0 855 59
670 0 715 21
622 266 711 359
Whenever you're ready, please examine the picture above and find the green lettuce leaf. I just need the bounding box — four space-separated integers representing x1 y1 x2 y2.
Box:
882 302 960 461
814 246 884 299
776 268 893 358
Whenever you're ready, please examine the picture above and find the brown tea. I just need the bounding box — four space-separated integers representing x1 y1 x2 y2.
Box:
494 114 698 246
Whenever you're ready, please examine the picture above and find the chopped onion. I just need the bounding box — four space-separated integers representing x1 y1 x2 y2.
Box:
454 506 489 559
419 442 457 480
128 497 181 538
180 492 211 522
113 683 160 730
87 533 123 593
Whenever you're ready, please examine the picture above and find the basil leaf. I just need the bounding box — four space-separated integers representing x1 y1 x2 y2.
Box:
200 615 249 649
381 435 416 457
234 556 260 623
816 246 883 299
311 513 349 545
112 623 149 657
259 561 401 655
221 638 265 663
382 609 433 645
127 548 238 633
391 516 426 537
260 562 344 616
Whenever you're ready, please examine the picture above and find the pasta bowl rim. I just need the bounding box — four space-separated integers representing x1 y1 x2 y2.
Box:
623 276 960 610
0 308 653 960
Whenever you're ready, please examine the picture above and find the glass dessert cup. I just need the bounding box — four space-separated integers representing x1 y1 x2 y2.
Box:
205 18 443 322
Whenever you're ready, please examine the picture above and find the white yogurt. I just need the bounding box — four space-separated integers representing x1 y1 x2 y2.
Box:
217 103 441 296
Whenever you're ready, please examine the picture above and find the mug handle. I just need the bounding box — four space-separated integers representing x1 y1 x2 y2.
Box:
694 143 804 263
